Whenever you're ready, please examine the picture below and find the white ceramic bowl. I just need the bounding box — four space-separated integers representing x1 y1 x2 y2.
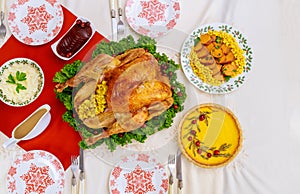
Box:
0 58 44 107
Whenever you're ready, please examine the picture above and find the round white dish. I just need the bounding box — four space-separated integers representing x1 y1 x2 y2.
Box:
6 150 65 194
8 0 63 45
125 0 180 38
0 58 44 107
181 23 253 94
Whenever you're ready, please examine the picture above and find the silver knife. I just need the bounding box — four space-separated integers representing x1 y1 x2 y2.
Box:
78 148 85 194
110 0 117 41
176 149 183 193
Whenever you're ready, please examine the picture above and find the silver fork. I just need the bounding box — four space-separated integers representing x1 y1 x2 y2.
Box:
0 11 7 39
71 155 78 194
168 154 175 194
116 0 124 40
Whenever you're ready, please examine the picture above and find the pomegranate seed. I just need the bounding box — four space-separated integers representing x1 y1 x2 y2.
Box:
199 114 205 121
188 136 193 141
81 22 85 28
118 133 124 138
191 119 197 124
197 149 202 154
207 153 212 158
190 130 196 135
177 92 183 97
213 150 220 155
174 105 178 109
86 22 90 27
195 141 200 147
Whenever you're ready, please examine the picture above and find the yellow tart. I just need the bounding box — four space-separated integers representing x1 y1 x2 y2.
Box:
178 103 242 168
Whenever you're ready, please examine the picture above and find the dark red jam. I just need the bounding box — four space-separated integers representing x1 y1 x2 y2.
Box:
56 19 92 58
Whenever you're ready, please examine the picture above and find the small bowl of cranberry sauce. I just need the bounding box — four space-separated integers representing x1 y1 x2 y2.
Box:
51 17 95 60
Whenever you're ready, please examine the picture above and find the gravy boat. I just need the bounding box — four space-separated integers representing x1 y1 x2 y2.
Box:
3 104 51 149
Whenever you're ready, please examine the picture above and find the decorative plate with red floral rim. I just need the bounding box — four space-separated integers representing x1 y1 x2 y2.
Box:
6 150 65 194
109 154 168 194
125 0 180 38
8 0 64 45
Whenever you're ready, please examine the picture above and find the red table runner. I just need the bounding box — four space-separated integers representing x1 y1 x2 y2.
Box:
0 6 105 169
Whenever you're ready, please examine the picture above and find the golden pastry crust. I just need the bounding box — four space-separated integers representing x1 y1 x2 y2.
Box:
178 103 243 168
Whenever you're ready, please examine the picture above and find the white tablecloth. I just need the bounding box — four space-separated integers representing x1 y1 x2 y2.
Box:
1 0 300 193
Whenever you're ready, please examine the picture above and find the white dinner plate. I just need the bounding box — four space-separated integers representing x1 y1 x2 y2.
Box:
125 0 180 38
8 0 64 45
181 23 254 94
109 154 168 194
6 150 65 194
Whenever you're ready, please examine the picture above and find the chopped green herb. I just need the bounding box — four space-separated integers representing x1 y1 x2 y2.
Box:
16 83 26 93
194 37 200 46
16 71 27 81
224 76 231 82
215 36 222 43
6 74 16 84
6 72 27 93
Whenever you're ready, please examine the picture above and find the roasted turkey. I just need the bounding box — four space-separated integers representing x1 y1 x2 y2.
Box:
55 48 174 145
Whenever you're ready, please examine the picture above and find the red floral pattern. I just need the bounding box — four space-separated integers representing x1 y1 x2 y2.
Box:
112 166 123 179
22 152 34 161
46 0 57 6
166 19 176 30
8 12 16 21
23 36 34 44
137 153 150 162
8 167 17 177
111 188 120 194
52 158 63 171
21 4 54 34
124 165 156 194
17 0 29 5
160 179 168 192
20 163 55 194
173 2 180 11
109 154 168 194
138 0 168 25
110 179 116 187
7 180 16 191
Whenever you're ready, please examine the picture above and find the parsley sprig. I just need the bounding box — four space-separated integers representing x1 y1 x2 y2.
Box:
6 71 27 93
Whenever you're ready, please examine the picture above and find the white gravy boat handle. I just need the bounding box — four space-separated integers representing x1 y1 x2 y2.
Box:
2 138 19 149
